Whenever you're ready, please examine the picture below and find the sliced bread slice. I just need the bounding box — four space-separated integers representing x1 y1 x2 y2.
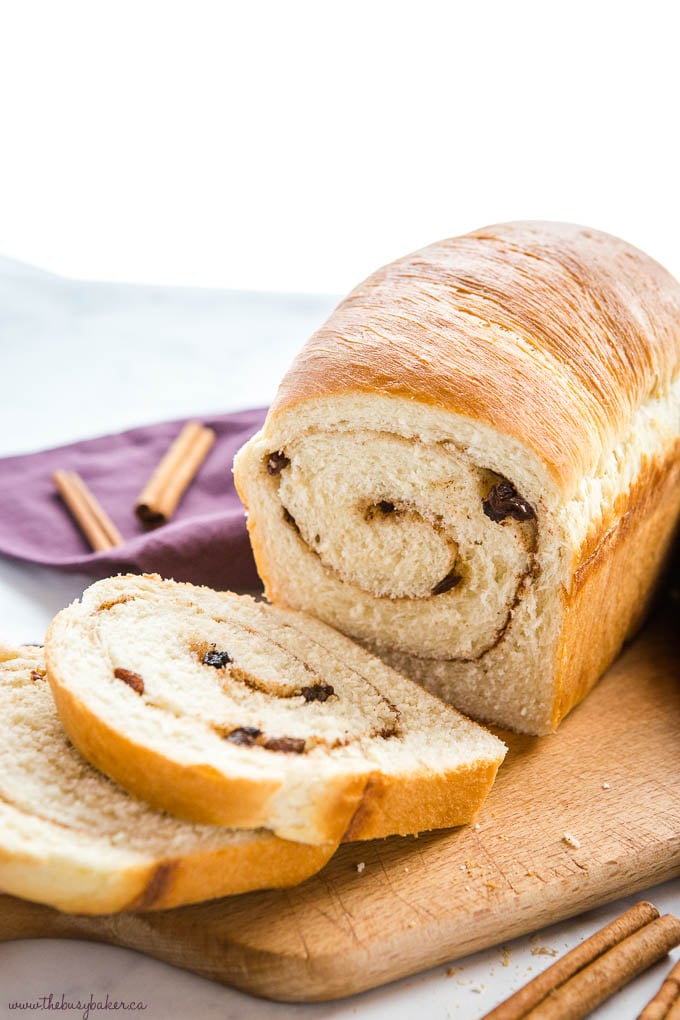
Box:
45 574 506 846
0 644 335 914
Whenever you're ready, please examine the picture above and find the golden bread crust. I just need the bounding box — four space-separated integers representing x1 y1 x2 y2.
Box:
120 836 334 912
342 759 502 841
553 442 680 726
270 222 680 495
0 827 334 915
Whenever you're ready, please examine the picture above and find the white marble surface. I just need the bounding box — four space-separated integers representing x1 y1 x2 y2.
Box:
0 259 678 1019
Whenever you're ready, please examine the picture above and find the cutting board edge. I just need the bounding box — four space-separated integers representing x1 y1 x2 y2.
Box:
104 845 680 1003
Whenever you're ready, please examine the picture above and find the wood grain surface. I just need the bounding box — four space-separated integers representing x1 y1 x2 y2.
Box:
1 613 679 1003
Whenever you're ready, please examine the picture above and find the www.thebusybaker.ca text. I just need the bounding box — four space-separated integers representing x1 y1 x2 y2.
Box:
8 992 147 1020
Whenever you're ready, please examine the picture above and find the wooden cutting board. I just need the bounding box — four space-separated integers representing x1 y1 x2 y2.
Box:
1 613 679 1003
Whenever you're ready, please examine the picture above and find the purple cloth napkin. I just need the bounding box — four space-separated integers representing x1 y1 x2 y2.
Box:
0 409 268 591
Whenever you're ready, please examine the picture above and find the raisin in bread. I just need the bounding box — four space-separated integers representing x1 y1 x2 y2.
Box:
0 644 334 914
45 575 506 846
233 221 680 735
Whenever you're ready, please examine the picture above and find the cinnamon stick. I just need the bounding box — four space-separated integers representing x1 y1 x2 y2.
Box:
530 915 680 1019
667 991 680 1020
482 902 680 1020
53 471 123 552
135 420 215 525
639 959 680 1019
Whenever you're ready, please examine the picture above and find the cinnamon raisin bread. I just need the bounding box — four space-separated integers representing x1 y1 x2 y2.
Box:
233 221 680 735
0 643 335 914
45 575 506 846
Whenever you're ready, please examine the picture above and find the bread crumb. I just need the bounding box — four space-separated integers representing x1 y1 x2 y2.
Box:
446 966 458 977
531 946 559 957
484 881 498 891
562 832 581 849
460 864 466 871
407 920 416 928
473 823 481 831
356 862 366 873
602 782 611 790
526 871 536 877
404 866 410 873
501 946 511 967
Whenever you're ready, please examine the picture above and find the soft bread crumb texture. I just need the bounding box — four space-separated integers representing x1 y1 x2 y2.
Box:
45 575 506 847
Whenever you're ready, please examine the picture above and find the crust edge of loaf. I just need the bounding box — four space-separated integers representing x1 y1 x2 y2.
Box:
341 757 504 842
552 441 680 729
118 835 335 913
0 831 334 915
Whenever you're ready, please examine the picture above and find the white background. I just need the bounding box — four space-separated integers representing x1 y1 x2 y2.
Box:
1 0 679 295
1 4 680 1019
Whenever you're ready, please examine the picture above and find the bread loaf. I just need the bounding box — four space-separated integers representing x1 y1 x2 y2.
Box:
0 644 334 914
234 221 680 734
45 574 505 846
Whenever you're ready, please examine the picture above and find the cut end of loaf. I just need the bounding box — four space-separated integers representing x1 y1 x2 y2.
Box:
234 402 562 735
